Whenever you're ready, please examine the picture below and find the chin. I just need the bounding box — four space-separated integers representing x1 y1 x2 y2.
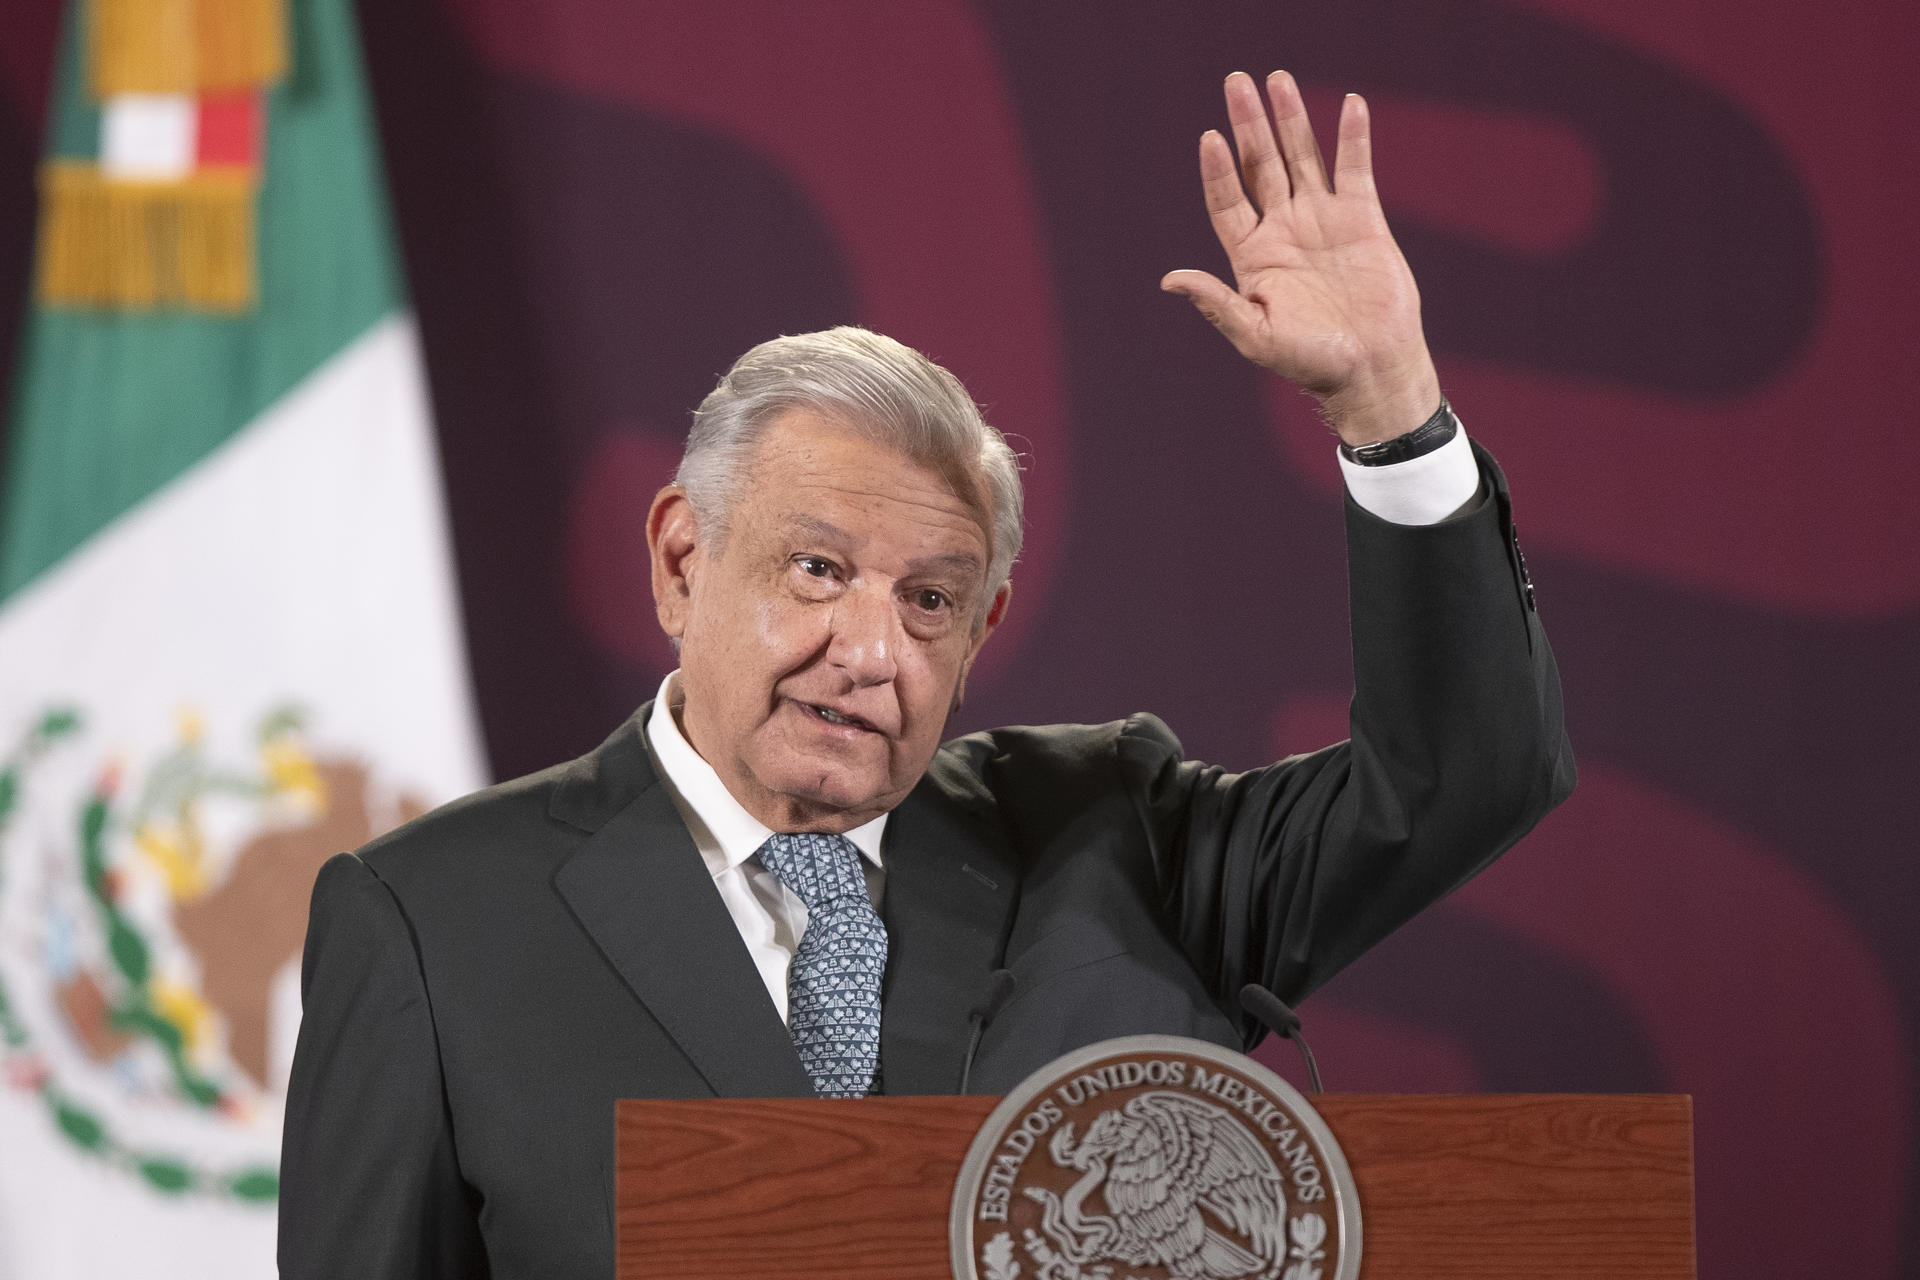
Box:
800 770 895 815
757 754 895 820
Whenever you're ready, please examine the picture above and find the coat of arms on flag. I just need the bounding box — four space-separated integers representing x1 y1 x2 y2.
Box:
0 702 431 1199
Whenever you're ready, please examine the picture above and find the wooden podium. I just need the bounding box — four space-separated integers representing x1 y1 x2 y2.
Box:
616 1093 1696 1279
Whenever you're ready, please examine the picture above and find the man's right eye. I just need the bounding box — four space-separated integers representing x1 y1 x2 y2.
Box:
796 555 835 577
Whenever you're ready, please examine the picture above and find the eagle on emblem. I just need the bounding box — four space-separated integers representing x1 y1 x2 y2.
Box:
1024 1090 1289 1280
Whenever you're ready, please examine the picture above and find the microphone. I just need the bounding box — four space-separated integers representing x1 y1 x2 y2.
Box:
959 969 1017 1095
1239 984 1324 1094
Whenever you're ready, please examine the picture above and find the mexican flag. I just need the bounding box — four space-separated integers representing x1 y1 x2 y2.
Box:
0 1 486 1275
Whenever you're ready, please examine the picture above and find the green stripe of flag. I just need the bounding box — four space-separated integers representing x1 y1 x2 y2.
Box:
46 12 97 162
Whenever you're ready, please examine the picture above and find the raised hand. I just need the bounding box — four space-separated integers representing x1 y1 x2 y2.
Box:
1162 71 1441 446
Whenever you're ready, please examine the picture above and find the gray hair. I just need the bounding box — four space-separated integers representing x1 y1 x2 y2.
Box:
675 327 1025 613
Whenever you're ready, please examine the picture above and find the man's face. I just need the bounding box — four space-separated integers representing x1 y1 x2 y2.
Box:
648 410 1008 832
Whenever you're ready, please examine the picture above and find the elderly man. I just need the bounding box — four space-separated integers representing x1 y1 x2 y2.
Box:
280 73 1572 1279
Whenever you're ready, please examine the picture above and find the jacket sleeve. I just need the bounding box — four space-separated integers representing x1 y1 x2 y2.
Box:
278 853 488 1278
1120 444 1576 1039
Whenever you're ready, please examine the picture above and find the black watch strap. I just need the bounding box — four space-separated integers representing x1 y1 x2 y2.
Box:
1338 399 1457 467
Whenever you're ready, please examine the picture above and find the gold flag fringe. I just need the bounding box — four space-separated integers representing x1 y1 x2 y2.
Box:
195 0 286 92
37 162 257 311
91 0 287 97
91 0 195 96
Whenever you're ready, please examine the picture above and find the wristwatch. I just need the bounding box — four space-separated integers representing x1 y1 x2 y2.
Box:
1338 398 1457 467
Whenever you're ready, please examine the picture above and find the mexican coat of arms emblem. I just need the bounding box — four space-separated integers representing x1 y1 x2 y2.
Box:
951 1036 1360 1280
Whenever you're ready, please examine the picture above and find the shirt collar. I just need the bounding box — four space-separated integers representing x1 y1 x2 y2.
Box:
644 671 887 880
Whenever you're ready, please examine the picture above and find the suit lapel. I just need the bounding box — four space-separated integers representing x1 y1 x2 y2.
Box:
552 714 812 1099
878 748 1019 1095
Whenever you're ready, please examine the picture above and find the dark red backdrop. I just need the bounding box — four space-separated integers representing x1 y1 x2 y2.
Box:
3 2 1915 1276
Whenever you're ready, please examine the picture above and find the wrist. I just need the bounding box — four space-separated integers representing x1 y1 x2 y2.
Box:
1316 355 1442 447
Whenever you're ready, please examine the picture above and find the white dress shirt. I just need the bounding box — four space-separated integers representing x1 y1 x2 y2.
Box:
638 427 1477 1021
643 673 886 1023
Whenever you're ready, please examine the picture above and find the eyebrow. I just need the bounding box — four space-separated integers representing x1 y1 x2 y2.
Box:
912 551 987 579
780 514 985 578
782 515 853 545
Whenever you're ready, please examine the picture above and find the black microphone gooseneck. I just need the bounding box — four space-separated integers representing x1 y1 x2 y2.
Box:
959 969 1017 1095
1239 983 1324 1094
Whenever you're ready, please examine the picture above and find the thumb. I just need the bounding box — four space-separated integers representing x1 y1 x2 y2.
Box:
1160 269 1261 346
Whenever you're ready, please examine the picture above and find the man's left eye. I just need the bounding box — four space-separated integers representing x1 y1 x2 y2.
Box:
912 589 949 612
797 556 834 577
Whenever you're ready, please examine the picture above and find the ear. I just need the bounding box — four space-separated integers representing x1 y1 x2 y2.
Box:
952 582 1012 712
982 581 1012 634
647 485 702 641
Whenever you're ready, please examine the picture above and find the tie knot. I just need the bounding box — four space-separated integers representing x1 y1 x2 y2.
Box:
757 832 868 912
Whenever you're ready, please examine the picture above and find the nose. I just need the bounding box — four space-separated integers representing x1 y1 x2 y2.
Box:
827 584 898 687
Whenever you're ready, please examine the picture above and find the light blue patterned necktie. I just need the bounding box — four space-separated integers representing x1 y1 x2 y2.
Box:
756 832 888 1098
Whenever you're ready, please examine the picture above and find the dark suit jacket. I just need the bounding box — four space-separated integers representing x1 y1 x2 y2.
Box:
278 448 1573 1279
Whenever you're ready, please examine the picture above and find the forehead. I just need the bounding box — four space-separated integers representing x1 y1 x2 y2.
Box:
732 411 991 564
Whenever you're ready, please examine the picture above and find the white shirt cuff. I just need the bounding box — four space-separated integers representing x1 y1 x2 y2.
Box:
1337 423 1480 526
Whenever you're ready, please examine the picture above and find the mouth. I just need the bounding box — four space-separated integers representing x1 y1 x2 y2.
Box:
799 701 880 733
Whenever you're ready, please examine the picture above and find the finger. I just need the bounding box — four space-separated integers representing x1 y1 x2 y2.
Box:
1332 93 1377 199
1196 129 1259 248
1223 70 1289 211
1266 70 1330 197
1160 269 1266 351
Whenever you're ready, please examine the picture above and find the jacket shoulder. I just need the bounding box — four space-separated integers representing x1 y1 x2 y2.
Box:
355 708 653 886
934 713 1185 789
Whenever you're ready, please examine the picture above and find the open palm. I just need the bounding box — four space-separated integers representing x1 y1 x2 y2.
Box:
1163 72 1440 446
